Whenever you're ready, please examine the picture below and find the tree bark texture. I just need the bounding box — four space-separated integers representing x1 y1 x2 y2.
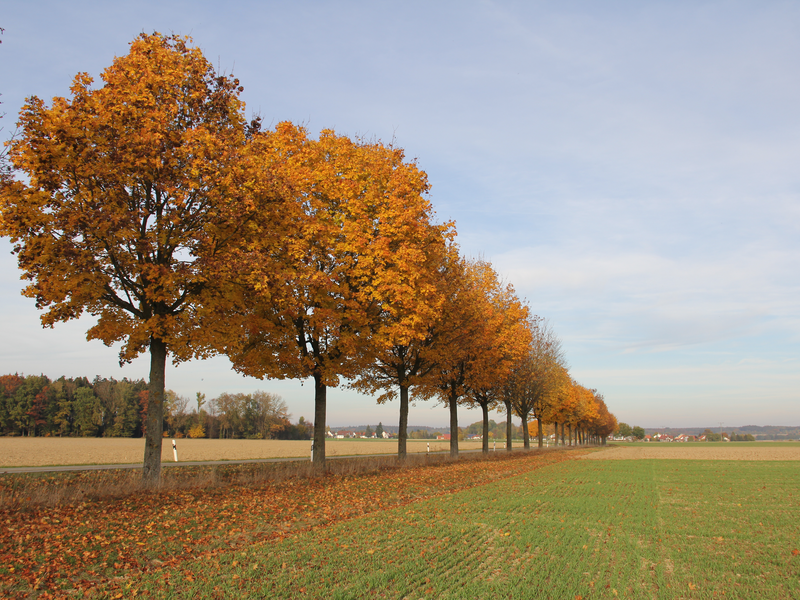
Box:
537 418 544 449
522 413 530 450
449 390 459 458
481 402 490 454
142 337 167 487
504 399 513 451
313 373 327 471
398 385 409 460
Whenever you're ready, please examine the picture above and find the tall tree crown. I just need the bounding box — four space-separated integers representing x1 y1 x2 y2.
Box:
0 33 250 362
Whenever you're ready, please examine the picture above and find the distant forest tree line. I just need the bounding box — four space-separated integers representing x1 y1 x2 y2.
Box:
0 373 311 440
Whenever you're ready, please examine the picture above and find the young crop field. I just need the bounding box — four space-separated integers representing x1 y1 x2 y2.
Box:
105 457 798 599
2 446 799 598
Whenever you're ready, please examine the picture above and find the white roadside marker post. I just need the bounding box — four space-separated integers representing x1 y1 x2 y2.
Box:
427 442 430 454
310 441 314 462
172 439 178 462
493 440 496 452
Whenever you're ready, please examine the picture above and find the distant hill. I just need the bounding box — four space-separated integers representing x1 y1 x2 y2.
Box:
644 425 800 440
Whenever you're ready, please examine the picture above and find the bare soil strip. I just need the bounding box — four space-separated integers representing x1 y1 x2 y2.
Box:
0 437 486 467
585 444 800 460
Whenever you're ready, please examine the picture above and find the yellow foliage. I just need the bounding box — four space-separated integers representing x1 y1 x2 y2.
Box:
188 423 206 439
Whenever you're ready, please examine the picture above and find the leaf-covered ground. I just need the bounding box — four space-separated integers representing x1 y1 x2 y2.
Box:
1 448 582 598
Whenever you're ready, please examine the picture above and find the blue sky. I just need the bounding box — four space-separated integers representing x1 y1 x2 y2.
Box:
1 1 798 429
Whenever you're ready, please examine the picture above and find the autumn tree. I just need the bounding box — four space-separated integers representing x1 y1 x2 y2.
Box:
414 257 498 458
544 368 574 447
0 33 256 485
504 351 535 449
590 393 617 444
567 384 600 445
348 215 455 460
461 265 530 454
531 360 570 448
505 316 565 450
218 123 442 470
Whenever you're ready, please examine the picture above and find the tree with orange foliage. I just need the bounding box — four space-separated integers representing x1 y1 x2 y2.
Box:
461 268 530 454
568 384 599 445
532 361 571 447
548 375 579 446
413 257 498 458
350 239 456 460
0 34 256 485
505 316 565 449
584 391 616 444
219 123 443 470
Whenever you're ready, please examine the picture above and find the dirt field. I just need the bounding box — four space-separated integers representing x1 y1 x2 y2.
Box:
585 443 800 461
0 437 486 467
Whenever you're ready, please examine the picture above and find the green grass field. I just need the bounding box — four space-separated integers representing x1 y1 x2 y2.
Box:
113 457 800 599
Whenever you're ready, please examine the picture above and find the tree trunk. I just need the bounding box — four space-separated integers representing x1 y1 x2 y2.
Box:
504 399 513 451
142 337 167 487
481 401 489 454
568 424 572 446
522 412 530 450
449 388 459 458
537 418 543 449
560 423 565 446
313 373 326 472
398 384 409 460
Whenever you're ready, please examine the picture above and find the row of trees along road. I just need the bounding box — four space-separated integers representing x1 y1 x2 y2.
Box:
0 33 616 485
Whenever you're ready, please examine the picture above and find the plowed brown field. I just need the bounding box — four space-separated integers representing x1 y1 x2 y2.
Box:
0 437 485 467
585 443 800 460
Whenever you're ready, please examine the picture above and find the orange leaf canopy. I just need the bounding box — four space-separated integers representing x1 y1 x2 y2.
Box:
219 122 449 387
0 33 252 363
